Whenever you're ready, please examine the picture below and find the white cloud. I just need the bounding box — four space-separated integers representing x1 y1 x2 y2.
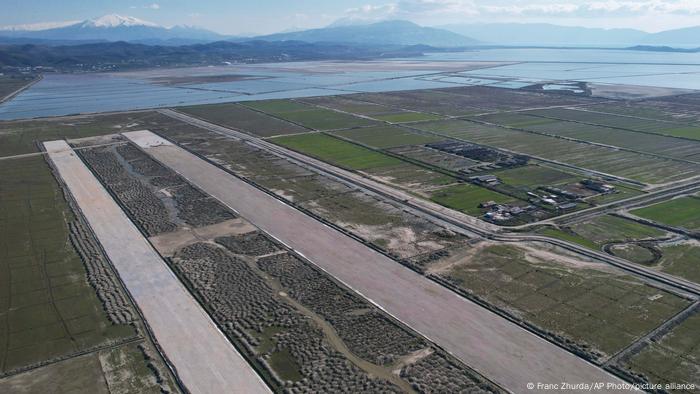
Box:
345 0 480 22
0 20 80 31
482 3 580 15
345 4 397 17
131 3 160 10
344 0 700 20
572 1 700 15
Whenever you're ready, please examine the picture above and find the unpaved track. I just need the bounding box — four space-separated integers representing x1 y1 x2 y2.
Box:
43 140 270 394
125 130 632 393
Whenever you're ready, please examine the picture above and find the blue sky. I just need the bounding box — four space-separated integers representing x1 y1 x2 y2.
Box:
4 0 700 34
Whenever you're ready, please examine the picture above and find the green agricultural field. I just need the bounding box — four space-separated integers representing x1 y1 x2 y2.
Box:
332 125 444 149
301 96 393 116
583 102 700 124
241 99 310 113
178 103 309 137
586 184 644 205
0 112 161 157
272 133 455 192
300 96 443 123
658 243 700 284
493 165 579 187
0 343 171 393
472 112 558 128
430 184 516 215
571 215 665 244
537 216 664 252
413 119 699 184
608 244 657 265
474 111 700 163
631 197 700 230
547 215 700 283
623 311 700 392
526 107 700 141
352 90 485 116
272 133 402 170
367 162 455 191
387 145 479 172
537 228 598 250
372 112 444 123
663 126 700 140
444 243 691 360
242 99 376 130
0 156 136 373
0 113 178 391
276 109 376 130
356 86 593 115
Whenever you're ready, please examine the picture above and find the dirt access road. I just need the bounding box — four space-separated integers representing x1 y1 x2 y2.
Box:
43 140 270 394
125 130 634 393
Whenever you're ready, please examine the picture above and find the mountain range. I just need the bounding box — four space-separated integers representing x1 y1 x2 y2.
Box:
0 15 227 45
439 23 700 47
252 20 478 47
1 15 699 49
438 23 646 47
0 15 475 47
641 26 700 46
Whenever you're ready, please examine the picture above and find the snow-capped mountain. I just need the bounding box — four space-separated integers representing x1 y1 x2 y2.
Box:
0 14 225 44
79 14 159 28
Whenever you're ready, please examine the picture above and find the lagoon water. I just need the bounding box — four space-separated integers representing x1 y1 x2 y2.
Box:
0 68 456 120
421 48 700 90
2 47 700 120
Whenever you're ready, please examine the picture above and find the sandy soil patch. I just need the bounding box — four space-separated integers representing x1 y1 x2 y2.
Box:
428 240 622 275
519 242 622 274
149 218 257 256
392 347 434 373
427 242 486 274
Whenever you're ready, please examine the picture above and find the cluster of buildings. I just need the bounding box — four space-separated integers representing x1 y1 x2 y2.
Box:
480 201 534 222
523 179 617 212
469 173 617 223
2 65 56 74
527 186 582 211
581 179 616 194
427 141 529 169
469 174 500 186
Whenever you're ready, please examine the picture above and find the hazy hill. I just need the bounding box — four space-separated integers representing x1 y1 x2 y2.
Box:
254 20 478 47
439 23 647 46
642 26 700 47
0 40 435 71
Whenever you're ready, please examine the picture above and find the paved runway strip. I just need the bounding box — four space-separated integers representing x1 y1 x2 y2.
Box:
124 130 631 393
43 140 270 394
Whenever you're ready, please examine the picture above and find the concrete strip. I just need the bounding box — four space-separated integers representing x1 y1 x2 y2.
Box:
124 130 633 393
43 140 270 394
